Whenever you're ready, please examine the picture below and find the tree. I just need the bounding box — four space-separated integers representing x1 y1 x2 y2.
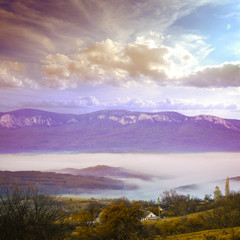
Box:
159 190 200 216
0 183 69 240
72 209 97 240
204 194 212 202
86 201 106 219
213 186 223 201
225 177 230 198
98 202 144 240
72 202 150 240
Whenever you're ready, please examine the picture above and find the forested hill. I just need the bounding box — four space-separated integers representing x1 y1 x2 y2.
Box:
0 170 136 193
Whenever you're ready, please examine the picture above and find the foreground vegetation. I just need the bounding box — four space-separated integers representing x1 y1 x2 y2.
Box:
0 179 240 239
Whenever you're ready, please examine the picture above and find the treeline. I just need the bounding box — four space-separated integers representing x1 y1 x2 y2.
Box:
146 191 240 238
1 182 240 239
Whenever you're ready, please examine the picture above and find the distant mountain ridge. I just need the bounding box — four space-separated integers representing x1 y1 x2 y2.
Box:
0 108 239 131
0 108 240 153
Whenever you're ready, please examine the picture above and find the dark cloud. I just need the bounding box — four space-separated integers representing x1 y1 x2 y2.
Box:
182 62 240 88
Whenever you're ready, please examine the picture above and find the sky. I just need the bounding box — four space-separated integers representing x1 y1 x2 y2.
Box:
1 0 240 119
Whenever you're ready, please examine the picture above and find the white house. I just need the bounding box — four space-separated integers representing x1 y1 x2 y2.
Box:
141 211 159 221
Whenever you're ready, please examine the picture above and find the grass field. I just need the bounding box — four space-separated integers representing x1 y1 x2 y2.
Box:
153 227 240 239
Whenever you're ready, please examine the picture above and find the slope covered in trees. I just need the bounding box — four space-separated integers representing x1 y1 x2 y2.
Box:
1 180 240 239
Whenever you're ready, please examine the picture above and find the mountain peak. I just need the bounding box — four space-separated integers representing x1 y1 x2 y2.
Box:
192 114 240 132
0 113 56 128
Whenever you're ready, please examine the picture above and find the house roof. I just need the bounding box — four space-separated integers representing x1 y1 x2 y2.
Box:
142 211 157 218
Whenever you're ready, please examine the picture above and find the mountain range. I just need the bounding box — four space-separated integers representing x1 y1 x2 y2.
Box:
1 108 240 153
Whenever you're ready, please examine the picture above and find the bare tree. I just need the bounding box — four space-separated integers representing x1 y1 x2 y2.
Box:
0 183 69 240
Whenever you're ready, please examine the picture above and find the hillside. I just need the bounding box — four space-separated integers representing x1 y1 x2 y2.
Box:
57 165 154 180
153 227 240 239
1 108 240 153
0 170 136 194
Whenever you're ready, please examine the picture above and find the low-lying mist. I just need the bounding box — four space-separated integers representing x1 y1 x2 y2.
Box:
0 152 239 200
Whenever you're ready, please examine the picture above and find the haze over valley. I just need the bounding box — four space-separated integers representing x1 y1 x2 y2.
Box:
1 152 240 200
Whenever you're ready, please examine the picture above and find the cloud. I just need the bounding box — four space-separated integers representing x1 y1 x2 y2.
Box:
35 96 99 108
174 34 215 62
0 6 56 57
42 36 196 88
1 0 235 90
42 38 240 89
7 96 100 111
107 97 240 113
0 0 219 64
182 62 240 88
2 94 239 117
0 61 37 88
110 97 158 109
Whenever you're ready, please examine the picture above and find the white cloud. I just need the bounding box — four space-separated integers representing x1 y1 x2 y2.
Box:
103 97 240 115
13 96 100 110
172 34 215 62
0 61 37 88
42 36 197 89
42 38 240 89
111 97 157 109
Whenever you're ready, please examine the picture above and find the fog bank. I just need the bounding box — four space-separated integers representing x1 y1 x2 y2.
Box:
0 152 239 199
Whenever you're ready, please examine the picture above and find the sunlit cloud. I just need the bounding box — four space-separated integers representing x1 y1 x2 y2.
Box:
41 36 240 89
175 34 215 62
0 61 37 88
42 36 198 89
